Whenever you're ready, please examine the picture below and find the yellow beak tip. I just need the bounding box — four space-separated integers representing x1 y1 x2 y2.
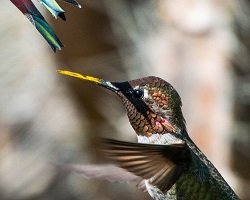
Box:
56 70 119 91
56 70 101 83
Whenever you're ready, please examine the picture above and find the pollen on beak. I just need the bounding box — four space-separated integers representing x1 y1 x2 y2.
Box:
57 70 119 91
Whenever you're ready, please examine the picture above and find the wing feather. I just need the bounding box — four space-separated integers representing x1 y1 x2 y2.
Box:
99 138 190 193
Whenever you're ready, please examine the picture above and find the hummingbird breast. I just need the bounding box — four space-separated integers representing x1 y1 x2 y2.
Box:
120 91 177 137
137 133 184 145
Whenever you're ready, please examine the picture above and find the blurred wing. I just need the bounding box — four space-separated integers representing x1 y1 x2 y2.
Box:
100 138 190 193
11 0 63 52
59 164 142 183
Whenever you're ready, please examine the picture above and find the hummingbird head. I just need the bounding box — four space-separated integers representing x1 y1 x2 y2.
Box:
57 71 186 138
111 76 186 137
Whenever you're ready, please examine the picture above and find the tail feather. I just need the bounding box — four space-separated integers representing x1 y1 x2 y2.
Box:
11 0 63 52
11 0 81 51
39 0 66 20
33 15 64 51
61 0 81 8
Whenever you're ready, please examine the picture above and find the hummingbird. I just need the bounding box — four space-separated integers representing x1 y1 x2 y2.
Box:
57 70 239 200
11 0 81 52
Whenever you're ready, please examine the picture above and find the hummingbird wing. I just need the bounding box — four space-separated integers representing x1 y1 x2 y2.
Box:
58 164 142 183
100 138 190 193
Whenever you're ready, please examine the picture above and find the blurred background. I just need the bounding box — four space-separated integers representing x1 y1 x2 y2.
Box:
1 0 250 199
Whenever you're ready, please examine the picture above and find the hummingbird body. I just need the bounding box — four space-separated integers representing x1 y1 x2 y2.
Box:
137 133 236 200
58 71 239 200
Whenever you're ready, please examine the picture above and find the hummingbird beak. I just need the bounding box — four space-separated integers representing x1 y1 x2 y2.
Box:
57 70 120 92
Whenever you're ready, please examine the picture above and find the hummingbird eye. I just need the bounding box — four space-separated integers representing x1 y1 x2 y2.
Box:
133 89 144 98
